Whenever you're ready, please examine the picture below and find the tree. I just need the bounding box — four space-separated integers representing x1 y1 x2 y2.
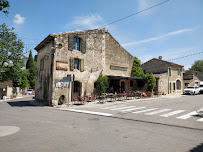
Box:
131 57 145 78
0 0 10 15
95 74 109 94
26 50 36 89
189 60 203 73
0 23 24 83
144 73 156 92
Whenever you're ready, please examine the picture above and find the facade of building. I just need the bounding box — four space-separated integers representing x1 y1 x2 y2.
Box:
35 28 143 106
0 80 13 99
183 70 203 87
141 57 184 95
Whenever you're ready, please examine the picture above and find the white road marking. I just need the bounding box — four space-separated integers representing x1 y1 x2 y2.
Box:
59 108 113 116
176 111 197 119
197 118 203 122
110 106 136 110
145 109 171 115
160 110 185 117
121 107 146 112
133 108 158 114
0 126 20 137
101 105 127 109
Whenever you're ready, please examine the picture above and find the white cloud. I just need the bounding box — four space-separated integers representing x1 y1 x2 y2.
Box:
13 14 25 24
122 28 196 47
65 14 104 30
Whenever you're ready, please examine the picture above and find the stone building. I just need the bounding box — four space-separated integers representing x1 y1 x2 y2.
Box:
141 57 184 95
0 80 13 99
34 28 143 106
183 70 203 87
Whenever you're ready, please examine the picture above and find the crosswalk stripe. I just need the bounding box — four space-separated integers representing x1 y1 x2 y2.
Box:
145 109 171 115
197 118 203 122
121 107 146 112
101 105 127 110
176 111 197 119
132 108 158 114
160 110 185 117
110 106 136 110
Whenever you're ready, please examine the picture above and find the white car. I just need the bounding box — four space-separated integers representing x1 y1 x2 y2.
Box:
183 86 200 95
199 82 203 94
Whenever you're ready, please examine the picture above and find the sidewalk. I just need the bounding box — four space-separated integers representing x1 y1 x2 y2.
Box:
0 95 34 103
54 94 185 109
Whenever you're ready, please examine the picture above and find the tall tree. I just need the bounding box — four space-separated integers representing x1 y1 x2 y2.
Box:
144 73 156 92
189 60 203 73
0 0 10 15
26 50 35 89
0 23 24 83
131 57 145 78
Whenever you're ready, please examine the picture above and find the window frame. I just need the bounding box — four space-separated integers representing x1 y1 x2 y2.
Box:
73 37 80 51
74 58 80 70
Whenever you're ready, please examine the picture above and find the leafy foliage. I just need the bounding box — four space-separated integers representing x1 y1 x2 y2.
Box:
188 60 203 73
131 57 145 78
0 23 25 84
26 50 36 89
144 73 156 92
0 0 10 15
131 57 156 92
95 74 109 94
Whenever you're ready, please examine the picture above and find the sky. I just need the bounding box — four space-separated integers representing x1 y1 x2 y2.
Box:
0 0 203 70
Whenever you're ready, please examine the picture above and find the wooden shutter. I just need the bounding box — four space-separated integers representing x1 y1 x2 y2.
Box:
81 38 86 53
68 35 74 51
80 59 84 72
70 57 74 71
40 58 44 71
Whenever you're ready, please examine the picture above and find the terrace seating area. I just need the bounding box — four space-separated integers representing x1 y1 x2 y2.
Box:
72 91 154 105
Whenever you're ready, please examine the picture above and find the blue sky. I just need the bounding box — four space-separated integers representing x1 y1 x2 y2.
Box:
1 0 203 70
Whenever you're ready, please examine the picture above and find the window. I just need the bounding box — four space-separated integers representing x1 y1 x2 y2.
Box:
173 82 176 91
130 81 133 87
73 37 80 51
178 68 181 76
40 58 44 71
70 57 84 72
74 59 80 70
168 68 171 76
176 80 181 90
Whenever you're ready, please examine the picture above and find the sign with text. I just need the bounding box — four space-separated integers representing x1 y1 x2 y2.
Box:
56 61 68 71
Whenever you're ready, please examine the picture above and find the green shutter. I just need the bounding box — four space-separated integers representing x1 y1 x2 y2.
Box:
70 57 74 71
80 59 84 72
68 35 74 51
40 58 44 71
169 68 171 76
81 38 86 53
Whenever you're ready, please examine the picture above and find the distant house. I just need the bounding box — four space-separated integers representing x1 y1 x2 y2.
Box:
141 57 184 95
0 80 13 99
183 70 203 87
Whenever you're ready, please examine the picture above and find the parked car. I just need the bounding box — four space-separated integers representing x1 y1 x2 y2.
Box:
26 89 34 95
199 81 203 94
183 86 200 95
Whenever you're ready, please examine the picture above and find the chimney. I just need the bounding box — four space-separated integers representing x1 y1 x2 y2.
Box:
158 56 162 60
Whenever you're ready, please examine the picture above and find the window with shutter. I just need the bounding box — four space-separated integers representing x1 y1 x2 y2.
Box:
168 67 171 76
81 38 86 53
70 57 74 71
40 58 44 71
80 59 84 72
68 35 74 51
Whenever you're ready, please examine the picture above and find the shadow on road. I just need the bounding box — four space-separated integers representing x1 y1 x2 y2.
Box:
7 100 48 107
190 143 203 152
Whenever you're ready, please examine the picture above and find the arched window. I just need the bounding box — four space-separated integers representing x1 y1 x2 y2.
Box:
176 80 181 90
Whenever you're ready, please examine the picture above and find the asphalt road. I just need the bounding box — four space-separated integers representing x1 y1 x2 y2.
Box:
0 95 203 152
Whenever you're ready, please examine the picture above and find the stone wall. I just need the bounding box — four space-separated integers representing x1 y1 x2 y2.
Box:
104 32 134 76
35 42 53 103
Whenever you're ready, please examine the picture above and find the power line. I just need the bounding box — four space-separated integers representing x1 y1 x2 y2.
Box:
167 51 203 61
98 0 170 28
